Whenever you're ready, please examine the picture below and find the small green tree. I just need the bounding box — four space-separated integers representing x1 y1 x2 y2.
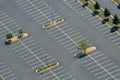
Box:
113 14 120 25
77 39 90 51
104 8 111 21
18 29 24 34
6 33 13 39
94 2 100 10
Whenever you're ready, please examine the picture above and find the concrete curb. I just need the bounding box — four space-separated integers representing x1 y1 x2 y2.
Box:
112 0 119 5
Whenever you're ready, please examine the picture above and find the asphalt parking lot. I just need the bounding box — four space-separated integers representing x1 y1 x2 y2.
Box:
0 0 120 80
15 0 120 80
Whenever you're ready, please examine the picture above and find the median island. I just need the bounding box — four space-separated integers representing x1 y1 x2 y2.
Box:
5 29 28 45
43 18 64 29
74 39 96 58
36 61 59 73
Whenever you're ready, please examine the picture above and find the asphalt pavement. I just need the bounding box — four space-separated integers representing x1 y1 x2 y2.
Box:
0 0 120 80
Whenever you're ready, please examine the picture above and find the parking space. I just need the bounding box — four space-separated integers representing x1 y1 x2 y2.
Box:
62 0 120 49
0 58 18 80
0 9 75 80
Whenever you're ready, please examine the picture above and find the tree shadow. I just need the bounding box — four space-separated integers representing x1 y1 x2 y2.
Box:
77 54 88 59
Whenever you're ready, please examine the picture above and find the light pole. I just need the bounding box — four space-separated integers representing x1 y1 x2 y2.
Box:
45 55 47 65
51 11 54 24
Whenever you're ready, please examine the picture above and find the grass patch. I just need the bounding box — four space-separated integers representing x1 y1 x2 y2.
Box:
0 75 4 80
36 61 59 73
114 0 120 4
79 0 120 32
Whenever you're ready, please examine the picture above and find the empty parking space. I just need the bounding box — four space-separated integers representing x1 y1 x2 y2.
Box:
0 58 18 80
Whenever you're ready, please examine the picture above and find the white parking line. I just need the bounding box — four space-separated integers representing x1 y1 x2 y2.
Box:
52 32 63 37
70 32 80 37
111 69 120 74
94 54 104 59
17 49 28 55
90 19 99 24
104 63 114 68
97 57 107 62
84 61 95 67
96 25 106 29
58 72 69 78
0 65 7 69
102 30 109 34
108 34 119 39
63 42 74 47
31 64 43 69
21 53 31 58
52 66 63 72
25 8 35 13
2 70 12 76
69 49 77 53
114 73 120 77
100 59 111 65
55 69 66 75
99 27 108 31
61 40 71 45
29 61 40 66
87 64 99 70
5 74 15 79
97 73 108 79
23 55 34 61
105 76 113 80
112 37 120 42
0 68 9 73
14 47 26 52
25 58 37 63
12 44 23 49
91 67 102 73
86 16 96 21
105 32 115 37
81 58 92 64
55 35 66 39
17 1 27 5
66 45 76 50
43 75 54 80
106 65 118 71
63 75 73 80
9 76 17 80
94 70 105 76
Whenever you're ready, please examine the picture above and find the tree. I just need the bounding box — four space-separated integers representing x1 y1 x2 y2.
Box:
113 14 120 25
77 39 90 51
94 2 100 10
104 8 111 21
6 33 13 39
18 29 24 34
93 2 100 15
85 0 89 5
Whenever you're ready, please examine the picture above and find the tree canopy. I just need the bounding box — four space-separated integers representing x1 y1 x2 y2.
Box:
77 39 90 51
